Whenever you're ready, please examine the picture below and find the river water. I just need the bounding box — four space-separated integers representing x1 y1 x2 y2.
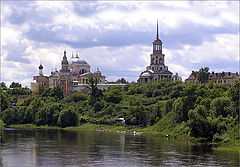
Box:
1 128 239 167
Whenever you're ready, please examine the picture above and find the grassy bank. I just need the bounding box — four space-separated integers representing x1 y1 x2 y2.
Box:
6 122 239 153
212 141 240 152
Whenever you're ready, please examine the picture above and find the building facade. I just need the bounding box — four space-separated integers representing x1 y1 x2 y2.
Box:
31 50 109 95
139 21 173 83
185 71 239 84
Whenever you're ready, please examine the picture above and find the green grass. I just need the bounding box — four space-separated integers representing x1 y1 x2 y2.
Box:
9 124 61 130
212 141 240 152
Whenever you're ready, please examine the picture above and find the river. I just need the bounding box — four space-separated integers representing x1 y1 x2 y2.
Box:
1 128 239 167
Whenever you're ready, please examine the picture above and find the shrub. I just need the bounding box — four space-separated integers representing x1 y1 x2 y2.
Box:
57 107 78 128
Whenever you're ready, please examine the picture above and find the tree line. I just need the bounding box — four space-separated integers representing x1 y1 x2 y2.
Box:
0 73 239 142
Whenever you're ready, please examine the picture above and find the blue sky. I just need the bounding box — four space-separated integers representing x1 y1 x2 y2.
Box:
1 1 239 87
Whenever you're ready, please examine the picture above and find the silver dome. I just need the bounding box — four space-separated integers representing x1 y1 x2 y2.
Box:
70 57 89 65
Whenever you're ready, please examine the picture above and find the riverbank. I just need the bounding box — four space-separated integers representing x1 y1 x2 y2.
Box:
7 123 239 152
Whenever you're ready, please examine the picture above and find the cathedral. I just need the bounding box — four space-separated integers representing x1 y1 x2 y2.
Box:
31 51 107 96
139 21 173 83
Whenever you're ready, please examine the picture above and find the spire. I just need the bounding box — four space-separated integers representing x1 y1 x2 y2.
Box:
156 19 159 40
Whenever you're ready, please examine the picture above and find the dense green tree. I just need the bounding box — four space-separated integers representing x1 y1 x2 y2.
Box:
25 98 44 123
9 87 32 95
116 78 128 84
10 82 22 88
0 82 7 89
0 90 8 113
2 107 20 125
88 75 103 105
64 91 88 103
197 67 210 84
173 97 189 122
57 107 78 128
104 89 122 104
227 79 239 118
129 104 147 127
210 97 232 118
93 101 104 112
188 105 213 139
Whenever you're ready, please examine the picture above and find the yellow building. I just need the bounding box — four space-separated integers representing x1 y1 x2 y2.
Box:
185 71 239 84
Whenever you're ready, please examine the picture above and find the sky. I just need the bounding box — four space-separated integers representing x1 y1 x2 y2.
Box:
1 1 239 87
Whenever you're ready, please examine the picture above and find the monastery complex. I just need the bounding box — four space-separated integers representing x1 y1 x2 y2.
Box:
31 51 123 96
31 21 239 95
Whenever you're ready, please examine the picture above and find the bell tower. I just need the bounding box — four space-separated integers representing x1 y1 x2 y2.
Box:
149 20 165 72
152 20 162 54
61 50 69 72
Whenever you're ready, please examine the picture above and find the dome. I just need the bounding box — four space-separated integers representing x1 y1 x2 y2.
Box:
70 57 89 65
39 64 43 69
141 72 150 77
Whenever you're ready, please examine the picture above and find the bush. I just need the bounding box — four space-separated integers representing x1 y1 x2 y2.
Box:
188 105 213 139
64 92 88 103
210 97 231 118
57 107 78 128
2 107 20 125
104 89 122 104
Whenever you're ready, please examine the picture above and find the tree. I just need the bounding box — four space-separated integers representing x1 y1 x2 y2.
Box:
188 105 213 139
104 89 122 104
64 91 88 103
173 97 189 122
129 104 147 127
87 74 103 105
25 98 44 123
227 79 239 118
57 107 78 128
2 107 20 125
197 67 210 84
51 85 64 99
210 97 232 118
116 78 128 84
0 91 8 114
10 82 22 88
0 82 7 89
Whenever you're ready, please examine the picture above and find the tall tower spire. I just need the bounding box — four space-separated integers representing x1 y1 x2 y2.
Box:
156 19 159 40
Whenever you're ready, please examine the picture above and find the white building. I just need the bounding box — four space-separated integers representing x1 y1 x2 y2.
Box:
139 21 173 83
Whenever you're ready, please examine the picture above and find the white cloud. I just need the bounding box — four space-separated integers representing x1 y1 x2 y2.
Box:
178 33 239 64
1 1 239 87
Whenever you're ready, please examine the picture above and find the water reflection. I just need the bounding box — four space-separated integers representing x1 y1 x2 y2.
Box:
1 128 239 167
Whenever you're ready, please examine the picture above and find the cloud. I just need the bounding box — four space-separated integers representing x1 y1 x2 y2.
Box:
1 1 239 86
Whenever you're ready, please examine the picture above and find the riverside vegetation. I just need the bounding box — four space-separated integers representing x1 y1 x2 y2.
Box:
0 75 239 151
